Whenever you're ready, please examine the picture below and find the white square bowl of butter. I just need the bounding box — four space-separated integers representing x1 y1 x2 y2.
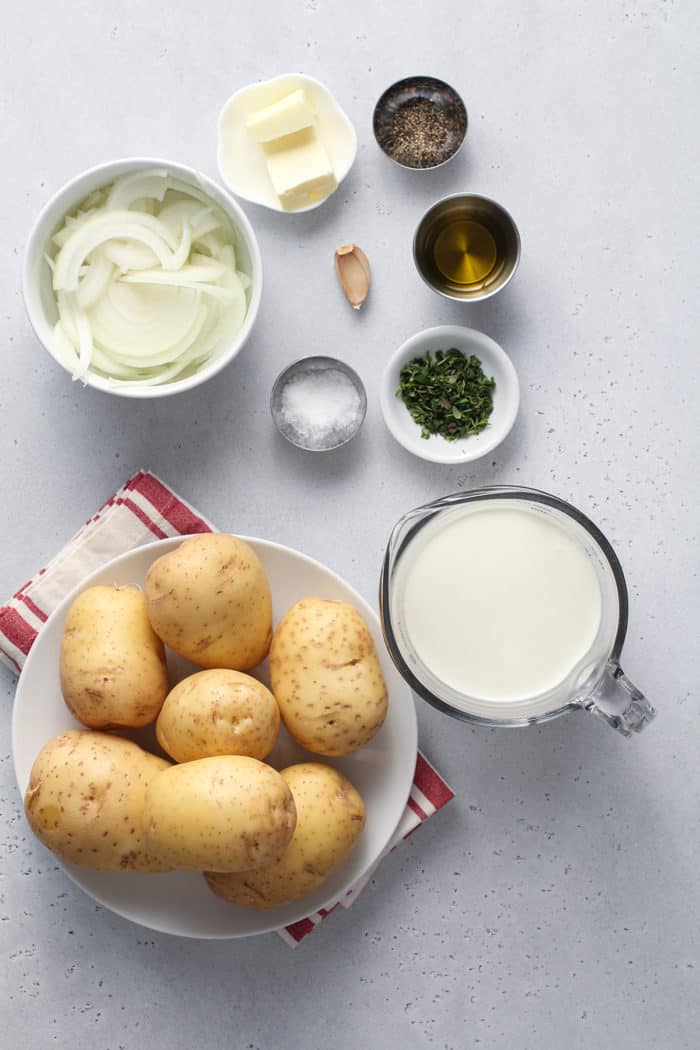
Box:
217 74 357 213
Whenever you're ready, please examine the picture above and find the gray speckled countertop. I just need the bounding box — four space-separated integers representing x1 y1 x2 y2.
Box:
1 2 698 1047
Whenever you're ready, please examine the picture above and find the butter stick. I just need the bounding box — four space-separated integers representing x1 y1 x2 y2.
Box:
263 128 337 212
246 89 316 143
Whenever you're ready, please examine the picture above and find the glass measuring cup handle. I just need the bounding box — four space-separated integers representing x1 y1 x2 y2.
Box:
580 660 656 736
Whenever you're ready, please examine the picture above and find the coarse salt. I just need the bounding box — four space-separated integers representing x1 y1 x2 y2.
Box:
278 367 364 449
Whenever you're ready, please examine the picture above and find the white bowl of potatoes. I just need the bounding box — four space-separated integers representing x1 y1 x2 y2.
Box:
12 533 417 938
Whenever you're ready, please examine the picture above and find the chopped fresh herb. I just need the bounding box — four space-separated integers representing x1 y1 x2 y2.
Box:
396 347 495 441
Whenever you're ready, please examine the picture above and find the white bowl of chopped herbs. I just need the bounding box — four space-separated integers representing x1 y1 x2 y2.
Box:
380 326 519 464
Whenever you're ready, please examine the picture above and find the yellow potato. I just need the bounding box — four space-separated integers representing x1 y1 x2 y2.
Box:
269 598 388 756
205 762 365 909
24 730 172 872
155 669 280 763
144 533 272 671
60 584 169 729
143 755 296 872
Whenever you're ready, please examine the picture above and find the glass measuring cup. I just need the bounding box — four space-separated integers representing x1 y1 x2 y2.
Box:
379 486 655 736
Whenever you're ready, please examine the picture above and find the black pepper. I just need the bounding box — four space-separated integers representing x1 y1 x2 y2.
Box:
384 99 450 169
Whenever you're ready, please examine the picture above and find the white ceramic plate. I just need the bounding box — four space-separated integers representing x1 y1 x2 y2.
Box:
217 73 357 213
12 537 417 939
380 325 520 464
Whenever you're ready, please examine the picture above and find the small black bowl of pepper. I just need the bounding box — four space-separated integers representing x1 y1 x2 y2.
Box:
373 76 467 170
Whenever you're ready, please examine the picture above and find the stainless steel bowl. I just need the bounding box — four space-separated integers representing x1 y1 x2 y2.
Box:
270 355 367 452
372 76 467 171
413 193 521 303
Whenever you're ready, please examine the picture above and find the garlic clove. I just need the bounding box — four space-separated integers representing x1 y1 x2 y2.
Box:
335 243 371 309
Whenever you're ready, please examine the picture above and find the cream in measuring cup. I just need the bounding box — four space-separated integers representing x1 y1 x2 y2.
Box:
401 505 602 702
381 488 655 734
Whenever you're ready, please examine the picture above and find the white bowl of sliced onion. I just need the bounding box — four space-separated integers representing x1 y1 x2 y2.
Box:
23 158 262 397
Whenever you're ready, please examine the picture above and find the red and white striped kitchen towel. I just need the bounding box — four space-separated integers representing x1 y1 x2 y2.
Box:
0 470 454 946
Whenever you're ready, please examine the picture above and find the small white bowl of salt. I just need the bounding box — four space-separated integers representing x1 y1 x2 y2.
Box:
270 356 367 451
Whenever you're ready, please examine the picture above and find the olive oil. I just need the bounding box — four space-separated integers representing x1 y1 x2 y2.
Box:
414 194 520 302
433 219 497 285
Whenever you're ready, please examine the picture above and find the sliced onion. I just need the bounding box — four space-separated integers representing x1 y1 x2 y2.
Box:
161 180 236 240
218 244 236 270
166 222 192 271
52 208 99 248
101 343 208 386
106 168 169 210
189 253 227 277
96 303 208 370
119 267 236 302
47 170 251 386
52 320 82 375
89 342 150 379
158 199 213 231
221 273 248 333
162 177 215 207
82 188 108 210
56 292 93 379
76 249 113 309
129 197 157 215
88 282 201 357
53 211 178 291
194 232 222 259
102 240 160 271
119 261 225 284
73 300 95 377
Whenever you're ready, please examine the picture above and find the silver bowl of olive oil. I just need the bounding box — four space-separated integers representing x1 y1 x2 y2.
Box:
413 193 521 303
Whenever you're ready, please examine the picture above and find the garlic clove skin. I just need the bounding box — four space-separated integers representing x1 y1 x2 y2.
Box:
335 243 370 309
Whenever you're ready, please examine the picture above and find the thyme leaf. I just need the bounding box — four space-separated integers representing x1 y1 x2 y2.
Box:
396 348 495 441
